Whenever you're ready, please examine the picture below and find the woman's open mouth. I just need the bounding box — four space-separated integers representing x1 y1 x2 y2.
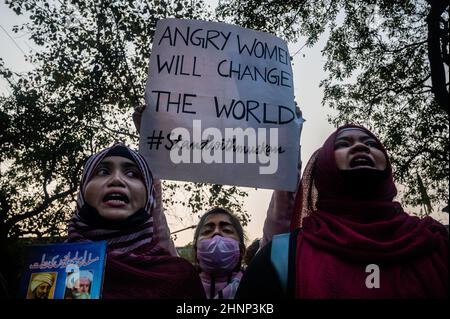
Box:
349 155 375 168
103 192 130 207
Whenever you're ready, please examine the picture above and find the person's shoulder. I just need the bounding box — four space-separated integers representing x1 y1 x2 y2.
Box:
168 255 200 274
420 215 449 235
398 207 448 234
402 213 449 244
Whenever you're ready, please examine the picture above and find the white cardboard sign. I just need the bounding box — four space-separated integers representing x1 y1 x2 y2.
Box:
140 18 301 191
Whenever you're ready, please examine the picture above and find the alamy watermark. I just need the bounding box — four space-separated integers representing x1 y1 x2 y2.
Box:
151 120 282 174
365 264 380 289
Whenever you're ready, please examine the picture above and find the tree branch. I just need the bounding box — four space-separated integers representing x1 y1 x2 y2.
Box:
3 157 84 237
282 0 307 35
0 191 10 224
4 185 78 233
382 40 427 54
110 6 141 107
426 0 449 114
396 148 431 179
440 16 449 65
366 74 432 115
93 103 138 140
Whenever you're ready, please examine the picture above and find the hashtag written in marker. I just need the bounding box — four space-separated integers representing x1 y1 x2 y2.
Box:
147 130 164 150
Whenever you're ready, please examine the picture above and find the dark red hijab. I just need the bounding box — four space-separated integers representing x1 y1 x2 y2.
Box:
68 143 205 299
291 125 448 298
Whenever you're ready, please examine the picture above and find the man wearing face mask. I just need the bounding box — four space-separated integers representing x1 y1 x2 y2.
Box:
193 208 246 299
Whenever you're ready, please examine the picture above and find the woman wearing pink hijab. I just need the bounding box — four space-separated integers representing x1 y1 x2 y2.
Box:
67 143 205 299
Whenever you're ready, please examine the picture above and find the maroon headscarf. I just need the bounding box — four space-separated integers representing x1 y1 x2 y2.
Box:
67 143 205 299
291 125 448 298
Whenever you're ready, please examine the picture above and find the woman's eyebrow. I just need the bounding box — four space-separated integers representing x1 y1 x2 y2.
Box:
218 221 233 227
359 136 374 142
201 222 214 228
97 161 112 167
202 221 233 228
121 162 139 169
335 135 373 143
335 136 352 142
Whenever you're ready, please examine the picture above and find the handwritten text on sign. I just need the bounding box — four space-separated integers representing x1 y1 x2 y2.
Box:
139 19 301 191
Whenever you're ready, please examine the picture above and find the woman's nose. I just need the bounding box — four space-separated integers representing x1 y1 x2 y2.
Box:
350 142 370 153
211 228 222 237
108 170 126 186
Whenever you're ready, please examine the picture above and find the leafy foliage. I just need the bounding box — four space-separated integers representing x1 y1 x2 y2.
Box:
0 0 249 248
217 0 449 210
164 181 250 227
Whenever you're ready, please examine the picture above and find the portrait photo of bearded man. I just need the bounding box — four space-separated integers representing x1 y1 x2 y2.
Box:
64 270 94 299
27 273 56 299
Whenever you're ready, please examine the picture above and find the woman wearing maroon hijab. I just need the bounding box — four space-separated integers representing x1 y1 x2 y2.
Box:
67 143 206 299
236 125 448 298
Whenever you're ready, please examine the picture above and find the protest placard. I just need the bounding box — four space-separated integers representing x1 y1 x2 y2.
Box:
139 18 302 191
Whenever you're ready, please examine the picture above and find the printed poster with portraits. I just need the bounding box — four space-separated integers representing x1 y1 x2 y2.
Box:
18 241 107 299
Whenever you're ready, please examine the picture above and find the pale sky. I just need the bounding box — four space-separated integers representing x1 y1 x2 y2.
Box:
0 1 446 247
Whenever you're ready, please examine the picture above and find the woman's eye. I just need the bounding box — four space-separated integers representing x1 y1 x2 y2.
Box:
223 228 234 234
366 141 379 148
96 168 109 176
125 170 140 178
334 142 349 149
200 228 212 235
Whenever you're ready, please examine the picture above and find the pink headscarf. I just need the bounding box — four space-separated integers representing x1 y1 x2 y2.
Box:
67 143 205 299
